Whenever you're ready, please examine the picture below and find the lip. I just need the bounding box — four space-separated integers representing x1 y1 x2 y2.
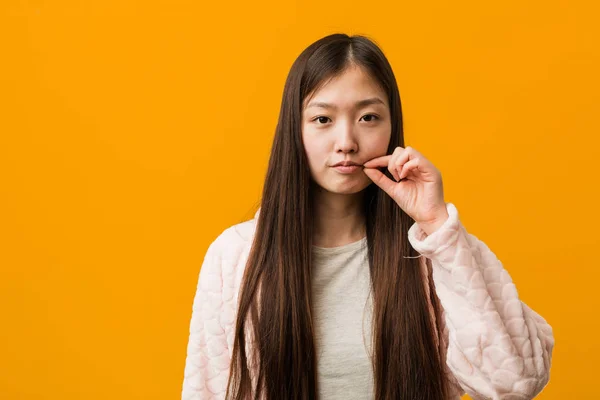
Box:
332 161 361 167
333 165 361 174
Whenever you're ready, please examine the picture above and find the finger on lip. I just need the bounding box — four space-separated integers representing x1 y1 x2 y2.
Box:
363 155 391 167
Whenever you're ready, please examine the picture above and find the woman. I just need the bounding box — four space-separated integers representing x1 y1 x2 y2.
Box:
182 33 554 400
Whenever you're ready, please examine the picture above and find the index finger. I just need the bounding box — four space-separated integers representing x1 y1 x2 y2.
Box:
363 155 391 168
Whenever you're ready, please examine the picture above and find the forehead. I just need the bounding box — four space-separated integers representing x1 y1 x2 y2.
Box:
303 65 388 109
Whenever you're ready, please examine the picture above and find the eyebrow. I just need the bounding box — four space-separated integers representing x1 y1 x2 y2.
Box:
306 97 386 110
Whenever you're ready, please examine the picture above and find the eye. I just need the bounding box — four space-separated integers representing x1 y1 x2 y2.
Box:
312 116 331 124
361 114 379 122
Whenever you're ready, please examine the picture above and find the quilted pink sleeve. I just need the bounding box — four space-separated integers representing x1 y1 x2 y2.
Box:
407 203 555 400
182 237 231 400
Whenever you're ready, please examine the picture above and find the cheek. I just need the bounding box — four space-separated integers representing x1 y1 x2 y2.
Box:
379 130 393 153
304 145 325 168
378 136 391 153
302 134 326 164
362 133 391 157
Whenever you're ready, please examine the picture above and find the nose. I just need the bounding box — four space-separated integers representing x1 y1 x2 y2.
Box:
334 122 358 154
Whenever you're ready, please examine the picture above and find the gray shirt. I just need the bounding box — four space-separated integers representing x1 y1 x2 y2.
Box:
311 236 374 399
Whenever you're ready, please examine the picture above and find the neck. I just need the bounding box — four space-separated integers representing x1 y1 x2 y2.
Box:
311 186 366 248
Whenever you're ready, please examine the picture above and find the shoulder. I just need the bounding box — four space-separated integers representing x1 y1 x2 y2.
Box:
227 208 260 244
196 211 258 322
202 209 259 275
213 209 258 252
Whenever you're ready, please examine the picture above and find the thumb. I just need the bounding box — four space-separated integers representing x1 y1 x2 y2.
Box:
363 167 397 198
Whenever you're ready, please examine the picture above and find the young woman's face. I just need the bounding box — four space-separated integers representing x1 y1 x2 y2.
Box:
301 64 392 195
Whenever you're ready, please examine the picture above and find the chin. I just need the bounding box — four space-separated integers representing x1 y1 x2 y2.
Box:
317 178 371 195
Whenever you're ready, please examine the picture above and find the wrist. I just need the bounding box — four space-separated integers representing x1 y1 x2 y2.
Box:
417 207 449 236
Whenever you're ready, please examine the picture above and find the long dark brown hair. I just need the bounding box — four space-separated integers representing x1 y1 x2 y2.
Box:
226 33 449 400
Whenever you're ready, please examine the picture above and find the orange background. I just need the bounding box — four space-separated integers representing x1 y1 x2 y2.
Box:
1 0 598 398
